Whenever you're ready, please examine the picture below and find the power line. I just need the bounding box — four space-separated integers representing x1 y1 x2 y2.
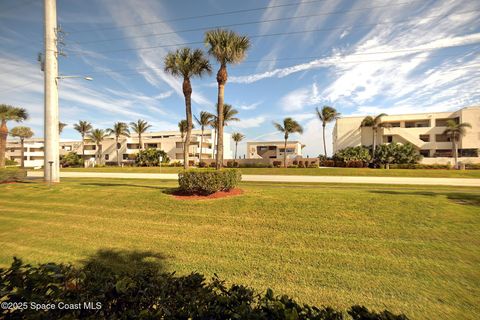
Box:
73 1 418 44
65 9 480 56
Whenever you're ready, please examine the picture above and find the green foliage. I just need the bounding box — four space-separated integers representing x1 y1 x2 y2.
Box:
5 158 18 166
60 152 84 168
178 169 242 195
0 168 26 183
226 161 239 167
333 146 372 165
135 148 170 167
374 143 421 166
0 257 408 320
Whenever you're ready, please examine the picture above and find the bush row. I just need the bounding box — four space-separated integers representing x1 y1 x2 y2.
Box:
0 257 409 320
0 168 26 183
178 169 242 195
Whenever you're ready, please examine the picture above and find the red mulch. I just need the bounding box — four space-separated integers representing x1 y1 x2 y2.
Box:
173 188 244 200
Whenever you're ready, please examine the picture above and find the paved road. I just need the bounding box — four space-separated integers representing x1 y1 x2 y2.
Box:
27 171 480 187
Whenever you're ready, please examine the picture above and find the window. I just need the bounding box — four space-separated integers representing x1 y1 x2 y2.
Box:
436 117 459 127
279 148 295 153
384 122 400 127
419 135 430 142
105 154 109 160
258 146 268 151
434 149 453 157
127 143 139 149
146 143 158 148
384 135 393 143
176 142 183 148
435 134 450 142
420 150 430 157
405 120 430 128
268 146 276 150
459 149 479 157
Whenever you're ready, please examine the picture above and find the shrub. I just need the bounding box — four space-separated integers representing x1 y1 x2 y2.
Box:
59 152 84 168
272 161 282 168
233 161 239 168
374 143 421 168
5 158 18 166
334 146 371 165
135 148 169 167
209 162 216 168
178 169 242 195
198 161 207 168
321 160 335 167
346 160 365 168
0 168 26 183
226 161 234 168
0 257 409 320
465 163 480 170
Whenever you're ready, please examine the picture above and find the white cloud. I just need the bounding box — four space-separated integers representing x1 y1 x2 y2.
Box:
238 101 262 110
279 83 321 111
230 116 266 129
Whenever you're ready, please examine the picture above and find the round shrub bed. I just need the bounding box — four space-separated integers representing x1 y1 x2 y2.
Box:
178 169 242 195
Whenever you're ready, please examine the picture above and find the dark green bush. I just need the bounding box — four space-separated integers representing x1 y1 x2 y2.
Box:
135 148 169 167
321 160 335 167
346 160 365 168
238 162 271 168
178 169 242 195
198 161 207 168
333 146 371 165
0 257 409 320
5 158 18 166
0 168 26 183
272 161 282 167
388 164 450 169
465 163 480 170
60 152 84 168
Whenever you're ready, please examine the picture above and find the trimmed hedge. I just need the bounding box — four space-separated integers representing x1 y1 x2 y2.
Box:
0 257 409 320
178 169 242 195
0 168 26 183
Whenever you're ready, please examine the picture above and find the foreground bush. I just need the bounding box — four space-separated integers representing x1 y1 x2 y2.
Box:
0 168 26 183
0 258 408 320
333 146 371 165
178 169 241 195
59 152 84 168
135 148 169 167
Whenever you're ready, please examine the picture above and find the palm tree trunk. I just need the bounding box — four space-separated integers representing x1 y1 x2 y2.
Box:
0 119 8 168
139 134 142 150
183 78 193 170
199 126 204 165
216 65 227 170
116 136 120 166
20 138 25 168
284 137 288 168
372 127 377 157
235 142 238 160
453 140 458 169
322 123 327 157
81 134 86 168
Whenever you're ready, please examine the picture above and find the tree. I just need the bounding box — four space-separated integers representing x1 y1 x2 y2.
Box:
73 120 93 164
164 47 212 169
178 120 190 162
273 118 303 168
204 29 250 169
374 143 421 168
135 148 170 167
87 129 108 165
0 104 28 168
211 104 240 163
316 106 340 158
359 113 387 156
59 122 67 134
231 132 245 160
443 120 472 169
194 111 214 165
130 120 151 151
9 126 34 168
107 122 130 166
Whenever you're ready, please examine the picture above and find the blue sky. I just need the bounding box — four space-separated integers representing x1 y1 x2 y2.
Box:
1 0 479 157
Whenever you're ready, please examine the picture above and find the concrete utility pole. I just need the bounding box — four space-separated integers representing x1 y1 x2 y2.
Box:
43 0 60 182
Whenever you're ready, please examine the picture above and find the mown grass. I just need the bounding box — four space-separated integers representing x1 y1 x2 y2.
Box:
1 179 479 319
59 166 480 178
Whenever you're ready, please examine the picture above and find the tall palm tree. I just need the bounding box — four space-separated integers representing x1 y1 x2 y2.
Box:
0 104 28 168
130 119 151 150
194 111 214 165
273 118 304 168
231 132 245 160
443 120 472 169
73 120 92 163
164 47 212 169
107 122 130 166
87 129 108 166
316 106 340 157
205 29 250 169
59 122 67 134
360 113 387 156
9 126 34 168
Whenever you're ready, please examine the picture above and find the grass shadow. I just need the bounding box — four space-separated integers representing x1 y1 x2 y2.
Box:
369 190 480 207
370 190 437 196
80 182 163 190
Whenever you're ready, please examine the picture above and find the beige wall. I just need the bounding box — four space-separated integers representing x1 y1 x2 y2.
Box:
333 106 480 164
246 141 303 159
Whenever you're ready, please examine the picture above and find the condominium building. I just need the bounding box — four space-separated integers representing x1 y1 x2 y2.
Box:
333 106 480 164
247 141 303 159
5 129 232 167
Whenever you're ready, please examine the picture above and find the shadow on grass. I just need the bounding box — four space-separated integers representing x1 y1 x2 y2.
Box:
370 190 480 206
80 249 168 274
79 182 164 190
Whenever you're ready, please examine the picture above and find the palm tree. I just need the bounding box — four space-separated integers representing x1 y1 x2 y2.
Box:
73 120 92 163
211 104 240 163
443 120 472 169
107 122 130 166
87 129 108 165
273 118 304 168
205 29 250 169
0 104 28 167
59 122 67 134
231 132 245 160
9 126 34 168
316 106 340 157
360 113 387 156
164 47 212 169
194 111 214 165
130 119 151 150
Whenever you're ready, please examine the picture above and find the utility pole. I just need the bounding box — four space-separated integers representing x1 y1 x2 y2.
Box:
43 0 60 183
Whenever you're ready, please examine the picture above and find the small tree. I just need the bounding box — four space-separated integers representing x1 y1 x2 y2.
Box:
9 126 34 168
443 120 472 169
59 152 83 168
360 113 387 157
0 104 28 168
107 122 130 166
273 118 303 168
130 120 151 150
135 148 170 167
194 111 214 166
231 132 245 160
87 129 108 165
73 120 93 164
316 106 340 158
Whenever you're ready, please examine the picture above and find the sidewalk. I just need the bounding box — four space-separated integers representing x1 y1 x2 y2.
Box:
27 171 480 187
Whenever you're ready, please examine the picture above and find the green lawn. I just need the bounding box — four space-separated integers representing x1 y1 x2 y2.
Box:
1 179 479 319
59 166 480 178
